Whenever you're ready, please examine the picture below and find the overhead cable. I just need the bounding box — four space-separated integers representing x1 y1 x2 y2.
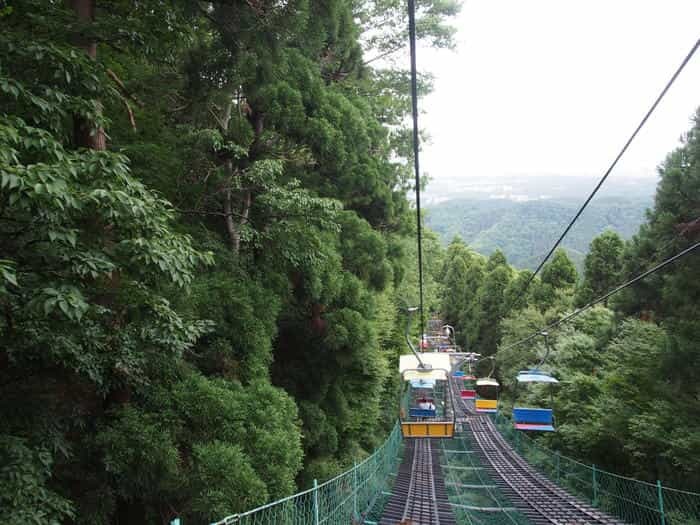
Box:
501 240 700 352
508 37 700 312
407 0 426 334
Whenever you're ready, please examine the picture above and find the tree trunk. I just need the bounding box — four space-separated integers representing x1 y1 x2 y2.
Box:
69 0 106 150
223 183 252 253
219 99 260 253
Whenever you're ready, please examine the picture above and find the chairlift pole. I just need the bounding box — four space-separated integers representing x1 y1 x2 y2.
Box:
539 331 556 404
405 307 427 369
538 331 551 368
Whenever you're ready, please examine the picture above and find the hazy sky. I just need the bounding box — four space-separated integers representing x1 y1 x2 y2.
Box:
418 0 700 183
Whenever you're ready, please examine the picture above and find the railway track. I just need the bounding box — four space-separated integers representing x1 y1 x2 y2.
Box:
451 377 624 524
379 439 456 525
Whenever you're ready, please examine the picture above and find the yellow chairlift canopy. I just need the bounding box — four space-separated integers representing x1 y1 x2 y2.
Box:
399 353 451 381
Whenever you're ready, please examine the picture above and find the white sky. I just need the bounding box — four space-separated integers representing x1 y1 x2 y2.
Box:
418 0 700 182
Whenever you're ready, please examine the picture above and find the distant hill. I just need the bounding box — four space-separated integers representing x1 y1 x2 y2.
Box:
425 196 653 270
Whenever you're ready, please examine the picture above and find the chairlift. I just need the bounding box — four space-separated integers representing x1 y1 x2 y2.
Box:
475 357 499 413
399 312 455 438
513 332 558 432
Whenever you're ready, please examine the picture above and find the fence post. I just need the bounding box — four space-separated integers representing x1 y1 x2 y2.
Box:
555 451 560 482
313 478 320 525
657 480 666 525
353 461 358 518
592 464 599 506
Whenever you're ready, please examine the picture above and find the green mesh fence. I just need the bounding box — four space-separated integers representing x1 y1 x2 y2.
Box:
440 434 531 525
208 423 402 525
492 413 700 524
179 412 700 525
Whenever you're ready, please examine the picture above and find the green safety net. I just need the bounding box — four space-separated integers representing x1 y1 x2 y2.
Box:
196 413 700 525
492 413 700 525
440 434 531 525
210 423 402 525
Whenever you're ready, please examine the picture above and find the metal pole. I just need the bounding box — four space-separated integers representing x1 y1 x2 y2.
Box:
405 307 426 368
657 480 666 525
313 478 320 525
353 461 358 518
592 465 599 506
407 0 426 338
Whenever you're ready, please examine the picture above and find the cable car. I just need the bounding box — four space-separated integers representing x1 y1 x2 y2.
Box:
512 331 559 432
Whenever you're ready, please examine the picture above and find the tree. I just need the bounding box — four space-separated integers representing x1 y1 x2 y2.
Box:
0 0 462 521
0 4 215 522
474 253 513 355
576 230 624 306
541 248 578 289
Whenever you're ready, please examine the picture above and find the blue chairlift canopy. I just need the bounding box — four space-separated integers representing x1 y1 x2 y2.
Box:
410 378 436 389
516 369 559 384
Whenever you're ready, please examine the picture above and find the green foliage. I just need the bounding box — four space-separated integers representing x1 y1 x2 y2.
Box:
188 441 268 520
426 196 651 270
0 436 75 525
541 248 578 289
0 0 459 521
440 110 700 492
95 407 181 500
576 230 625 306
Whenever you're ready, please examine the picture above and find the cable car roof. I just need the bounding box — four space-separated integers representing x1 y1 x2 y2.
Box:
476 377 500 387
516 369 559 384
400 353 451 381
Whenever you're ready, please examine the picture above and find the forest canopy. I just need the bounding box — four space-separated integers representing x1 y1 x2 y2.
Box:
0 0 458 523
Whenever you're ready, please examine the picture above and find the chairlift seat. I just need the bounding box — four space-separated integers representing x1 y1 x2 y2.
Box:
475 399 498 413
409 408 437 418
513 407 555 432
460 389 476 399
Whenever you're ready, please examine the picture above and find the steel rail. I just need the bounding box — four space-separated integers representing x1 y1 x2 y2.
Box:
379 439 456 525
450 377 623 524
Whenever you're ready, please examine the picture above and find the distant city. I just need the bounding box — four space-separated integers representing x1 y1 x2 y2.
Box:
422 173 658 205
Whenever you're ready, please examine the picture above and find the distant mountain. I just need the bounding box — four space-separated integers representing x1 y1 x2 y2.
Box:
426 196 653 270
